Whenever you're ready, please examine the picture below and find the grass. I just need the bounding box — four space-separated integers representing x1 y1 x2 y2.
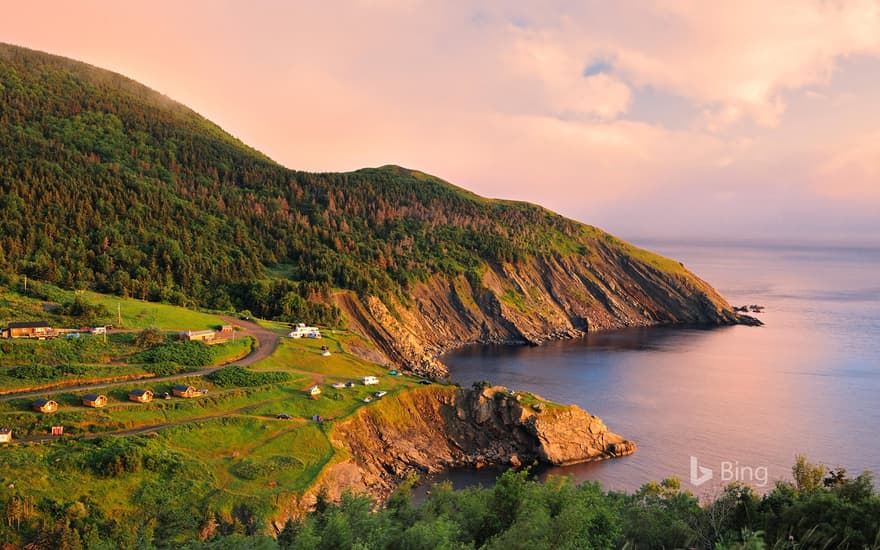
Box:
0 283 227 330
78 290 226 329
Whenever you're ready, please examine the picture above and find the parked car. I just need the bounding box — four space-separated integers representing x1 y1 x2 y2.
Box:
418 379 432 385
374 391 387 398
276 413 292 420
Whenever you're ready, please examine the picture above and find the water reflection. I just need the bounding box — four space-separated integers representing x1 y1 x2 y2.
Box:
438 243 880 494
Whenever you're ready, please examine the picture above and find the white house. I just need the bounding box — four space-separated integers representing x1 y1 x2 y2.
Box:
289 323 321 339
362 376 379 386
0 428 11 443
308 385 322 397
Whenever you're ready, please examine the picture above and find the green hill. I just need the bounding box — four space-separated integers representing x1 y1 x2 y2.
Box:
0 43 748 373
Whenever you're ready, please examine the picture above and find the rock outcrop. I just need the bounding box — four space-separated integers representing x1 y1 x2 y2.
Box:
335 244 761 377
327 385 636 498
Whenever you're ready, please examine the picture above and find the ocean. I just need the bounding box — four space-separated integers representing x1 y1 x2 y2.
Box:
438 242 880 495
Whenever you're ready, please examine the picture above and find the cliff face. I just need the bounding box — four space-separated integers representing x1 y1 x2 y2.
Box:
336 242 758 377
326 385 635 498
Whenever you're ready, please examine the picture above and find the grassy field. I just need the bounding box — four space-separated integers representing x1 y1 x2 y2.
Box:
0 284 227 331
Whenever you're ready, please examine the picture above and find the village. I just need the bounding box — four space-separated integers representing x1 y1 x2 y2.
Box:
0 317 417 444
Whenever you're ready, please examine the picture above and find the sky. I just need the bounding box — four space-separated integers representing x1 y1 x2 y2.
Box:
2 0 880 244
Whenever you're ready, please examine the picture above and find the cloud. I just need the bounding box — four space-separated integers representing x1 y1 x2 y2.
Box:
814 132 880 200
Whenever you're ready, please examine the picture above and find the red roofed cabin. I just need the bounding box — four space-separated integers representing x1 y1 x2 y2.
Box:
33 398 58 413
2 321 56 340
82 394 107 408
129 389 153 403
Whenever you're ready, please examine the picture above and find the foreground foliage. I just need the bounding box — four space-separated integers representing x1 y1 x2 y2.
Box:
0 455 877 549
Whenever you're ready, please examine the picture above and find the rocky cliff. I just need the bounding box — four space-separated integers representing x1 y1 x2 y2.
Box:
336 240 759 378
324 385 635 499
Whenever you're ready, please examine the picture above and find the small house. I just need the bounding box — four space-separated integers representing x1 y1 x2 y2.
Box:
180 330 216 343
172 384 198 398
308 385 322 398
345 381 356 388
0 428 11 443
129 389 154 403
82 394 107 408
288 323 321 339
362 376 379 386
51 426 64 436
3 321 55 340
32 398 58 413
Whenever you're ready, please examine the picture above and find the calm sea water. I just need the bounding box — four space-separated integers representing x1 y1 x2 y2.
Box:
437 242 880 495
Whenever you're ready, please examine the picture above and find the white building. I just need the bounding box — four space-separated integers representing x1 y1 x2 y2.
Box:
362 376 379 386
289 323 321 339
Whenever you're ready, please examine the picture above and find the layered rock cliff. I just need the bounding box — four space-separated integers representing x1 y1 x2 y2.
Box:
336 239 759 377
325 385 635 499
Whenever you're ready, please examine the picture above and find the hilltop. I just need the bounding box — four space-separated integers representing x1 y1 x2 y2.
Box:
0 43 755 374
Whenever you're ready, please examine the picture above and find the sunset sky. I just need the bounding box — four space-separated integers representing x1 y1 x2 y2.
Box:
3 1 879 243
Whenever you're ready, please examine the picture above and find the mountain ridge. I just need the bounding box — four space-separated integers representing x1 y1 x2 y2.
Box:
0 42 757 373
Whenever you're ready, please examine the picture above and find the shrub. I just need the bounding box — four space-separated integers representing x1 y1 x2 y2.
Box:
142 361 185 376
207 366 290 388
132 341 215 367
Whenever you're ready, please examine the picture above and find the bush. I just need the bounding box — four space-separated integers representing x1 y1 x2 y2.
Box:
13 363 58 379
142 361 185 376
134 327 165 349
132 341 215 367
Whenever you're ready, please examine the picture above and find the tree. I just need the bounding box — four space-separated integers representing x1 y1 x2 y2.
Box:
134 326 165 349
792 454 825 492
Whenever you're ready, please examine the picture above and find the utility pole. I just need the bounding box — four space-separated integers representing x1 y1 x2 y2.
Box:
23 275 27 293
117 303 122 327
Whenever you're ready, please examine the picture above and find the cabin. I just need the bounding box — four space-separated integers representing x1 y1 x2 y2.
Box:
2 321 55 340
362 376 379 385
129 389 154 403
51 426 64 436
288 323 321 339
82 394 107 408
180 330 216 343
308 385 322 398
172 384 198 398
33 398 58 413
0 428 11 443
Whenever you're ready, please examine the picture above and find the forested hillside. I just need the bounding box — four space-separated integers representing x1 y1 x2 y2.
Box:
0 44 582 309
0 43 748 370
